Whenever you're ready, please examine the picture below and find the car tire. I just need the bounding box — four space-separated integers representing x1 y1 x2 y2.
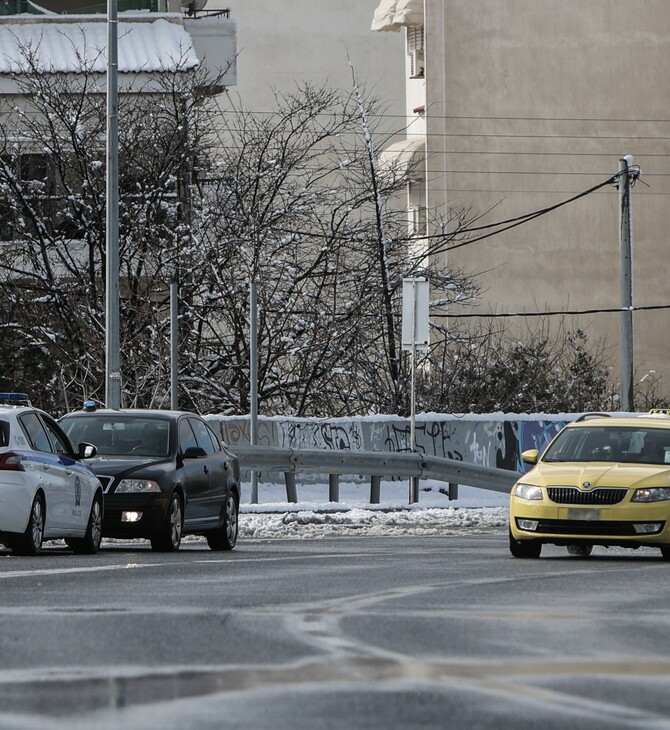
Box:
66 495 103 555
566 544 593 558
150 492 183 552
660 546 670 561
206 491 239 551
509 530 541 559
12 494 45 556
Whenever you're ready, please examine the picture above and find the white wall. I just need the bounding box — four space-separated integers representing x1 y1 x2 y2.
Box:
208 0 405 124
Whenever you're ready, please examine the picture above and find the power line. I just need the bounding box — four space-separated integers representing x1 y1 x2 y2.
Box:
439 304 670 319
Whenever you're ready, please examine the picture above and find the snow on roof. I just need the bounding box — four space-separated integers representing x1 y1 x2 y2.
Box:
0 18 199 75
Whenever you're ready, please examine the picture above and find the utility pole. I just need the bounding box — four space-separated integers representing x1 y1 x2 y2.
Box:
170 277 178 409
249 280 259 503
619 155 636 412
105 0 121 409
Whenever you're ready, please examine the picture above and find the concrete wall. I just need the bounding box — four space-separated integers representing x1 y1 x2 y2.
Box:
423 0 670 390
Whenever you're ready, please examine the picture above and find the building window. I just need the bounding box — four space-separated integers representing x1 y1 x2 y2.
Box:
407 25 424 79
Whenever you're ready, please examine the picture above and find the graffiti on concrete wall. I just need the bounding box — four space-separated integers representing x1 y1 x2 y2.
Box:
208 414 569 473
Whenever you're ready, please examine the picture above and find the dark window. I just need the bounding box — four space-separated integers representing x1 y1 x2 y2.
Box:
20 412 52 452
178 418 198 453
188 417 216 455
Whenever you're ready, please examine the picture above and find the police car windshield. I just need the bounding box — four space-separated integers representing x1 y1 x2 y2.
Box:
62 416 170 457
543 426 670 465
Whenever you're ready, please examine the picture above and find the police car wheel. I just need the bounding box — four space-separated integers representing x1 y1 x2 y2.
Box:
12 495 44 556
67 495 103 555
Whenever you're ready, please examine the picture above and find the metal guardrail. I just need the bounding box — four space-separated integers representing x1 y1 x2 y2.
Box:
231 445 521 504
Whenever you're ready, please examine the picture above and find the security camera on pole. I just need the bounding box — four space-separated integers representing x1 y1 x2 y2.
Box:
402 277 429 503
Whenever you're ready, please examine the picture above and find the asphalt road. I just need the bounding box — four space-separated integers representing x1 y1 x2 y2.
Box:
1 532 670 729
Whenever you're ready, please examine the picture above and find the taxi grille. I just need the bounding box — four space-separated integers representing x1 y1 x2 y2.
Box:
535 519 663 536
547 487 628 505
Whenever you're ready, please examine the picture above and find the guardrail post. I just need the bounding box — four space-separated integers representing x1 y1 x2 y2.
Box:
284 472 298 503
370 475 381 504
410 476 420 503
448 482 459 501
329 473 339 502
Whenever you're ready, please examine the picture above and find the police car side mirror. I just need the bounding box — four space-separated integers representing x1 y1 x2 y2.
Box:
78 442 97 459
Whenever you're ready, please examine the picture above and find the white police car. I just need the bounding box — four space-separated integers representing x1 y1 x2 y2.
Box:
0 393 104 556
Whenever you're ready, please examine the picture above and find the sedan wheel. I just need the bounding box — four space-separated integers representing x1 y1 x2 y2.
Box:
151 493 183 552
207 492 239 551
12 495 44 556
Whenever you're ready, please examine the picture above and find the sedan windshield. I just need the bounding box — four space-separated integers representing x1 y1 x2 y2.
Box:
543 426 670 465
62 416 171 457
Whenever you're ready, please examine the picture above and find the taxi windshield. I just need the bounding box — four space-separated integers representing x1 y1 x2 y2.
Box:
543 426 670 465
62 416 170 457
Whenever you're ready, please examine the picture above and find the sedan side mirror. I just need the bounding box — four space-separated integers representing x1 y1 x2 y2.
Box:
78 442 97 459
183 446 207 459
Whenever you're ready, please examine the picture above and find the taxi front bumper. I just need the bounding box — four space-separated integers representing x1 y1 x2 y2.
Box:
510 499 670 547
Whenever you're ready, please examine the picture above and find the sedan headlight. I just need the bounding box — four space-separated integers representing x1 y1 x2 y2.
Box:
631 487 670 503
115 478 161 494
514 483 543 500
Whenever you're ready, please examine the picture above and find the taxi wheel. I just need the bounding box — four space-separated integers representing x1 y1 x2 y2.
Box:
566 544 593 558
151 492 183 552
206 491 238 551
67 495 103 555
509 530 541 559
660 546 670 561
12 494 45 556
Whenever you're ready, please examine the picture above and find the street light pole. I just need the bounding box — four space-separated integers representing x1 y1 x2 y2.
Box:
105 0 121 408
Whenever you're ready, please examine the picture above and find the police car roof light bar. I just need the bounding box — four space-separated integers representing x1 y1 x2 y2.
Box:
0 393 32 406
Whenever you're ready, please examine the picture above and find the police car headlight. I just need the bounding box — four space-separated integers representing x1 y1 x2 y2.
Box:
115 479 161 494
514 483 543 500
632 487 670 503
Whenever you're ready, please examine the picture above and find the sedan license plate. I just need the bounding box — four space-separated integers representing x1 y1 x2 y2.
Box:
567 508 601 521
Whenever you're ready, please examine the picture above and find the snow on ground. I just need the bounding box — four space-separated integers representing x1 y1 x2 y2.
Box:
238 480 509 540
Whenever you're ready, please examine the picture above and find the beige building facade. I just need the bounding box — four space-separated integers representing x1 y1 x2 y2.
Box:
374 0 670 402
213 0 405 127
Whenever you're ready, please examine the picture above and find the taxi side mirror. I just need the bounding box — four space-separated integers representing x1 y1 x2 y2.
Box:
521 449 539 465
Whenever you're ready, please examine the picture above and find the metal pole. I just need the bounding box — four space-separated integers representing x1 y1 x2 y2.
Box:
619 155 634 412
170 279 178 409
250 280 259 503
105 0 121 408
409 279 418 504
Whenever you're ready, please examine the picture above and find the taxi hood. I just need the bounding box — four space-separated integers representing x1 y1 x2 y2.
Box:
531 462 670 490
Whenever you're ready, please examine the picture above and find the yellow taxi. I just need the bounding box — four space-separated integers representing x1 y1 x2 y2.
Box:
509 411 670 559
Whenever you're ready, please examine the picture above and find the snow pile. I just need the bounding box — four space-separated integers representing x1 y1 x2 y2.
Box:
238 479 509 539
240 506 508 540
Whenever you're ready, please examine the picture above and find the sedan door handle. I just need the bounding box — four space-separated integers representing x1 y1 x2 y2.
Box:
203 465 209 474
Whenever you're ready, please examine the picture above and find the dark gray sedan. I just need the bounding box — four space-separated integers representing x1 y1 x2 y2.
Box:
60 409 240 552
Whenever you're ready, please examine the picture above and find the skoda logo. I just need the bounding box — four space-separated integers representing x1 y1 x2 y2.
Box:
582 481 592 490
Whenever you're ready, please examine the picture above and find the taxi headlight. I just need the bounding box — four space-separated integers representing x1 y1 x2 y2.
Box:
514 483 543 501
115 479 161 494
631 488 670 503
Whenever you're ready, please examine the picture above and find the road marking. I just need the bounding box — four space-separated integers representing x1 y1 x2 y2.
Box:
0 562 161 580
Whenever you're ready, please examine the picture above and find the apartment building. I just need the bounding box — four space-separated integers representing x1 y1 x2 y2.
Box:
373 0 670 398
